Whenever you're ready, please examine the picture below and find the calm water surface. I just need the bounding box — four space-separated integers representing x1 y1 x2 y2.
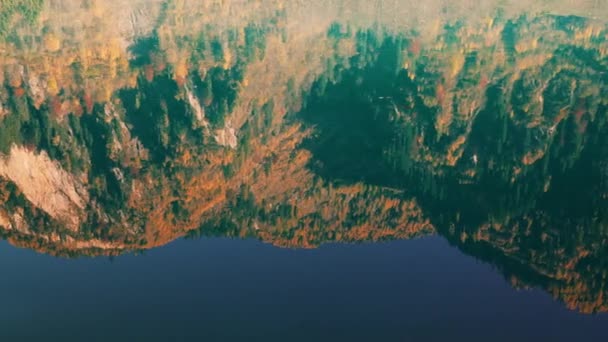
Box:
1 237 607 341
0 1 607 340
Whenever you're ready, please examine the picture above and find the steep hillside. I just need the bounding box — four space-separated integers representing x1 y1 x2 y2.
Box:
0 0 607 313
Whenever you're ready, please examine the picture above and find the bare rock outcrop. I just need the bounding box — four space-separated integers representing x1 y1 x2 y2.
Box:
0 209 11 230
215 125 238 149
0 146 89 231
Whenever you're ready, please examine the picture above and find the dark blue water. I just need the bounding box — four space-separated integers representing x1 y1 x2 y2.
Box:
1 237 606 341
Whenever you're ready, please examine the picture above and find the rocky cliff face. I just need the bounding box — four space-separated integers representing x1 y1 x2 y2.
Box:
0 0 607 313
0 145 88 230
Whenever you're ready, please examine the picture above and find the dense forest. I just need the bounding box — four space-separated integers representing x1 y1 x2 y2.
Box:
0 0 607 313
0 0 43 40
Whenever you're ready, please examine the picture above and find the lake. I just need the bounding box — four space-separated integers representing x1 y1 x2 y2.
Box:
0 1 607 340
1 237 607 341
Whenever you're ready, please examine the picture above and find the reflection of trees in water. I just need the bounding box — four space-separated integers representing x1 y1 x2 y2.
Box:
0 0 43 40
298 16 608 312
0 4 607 313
